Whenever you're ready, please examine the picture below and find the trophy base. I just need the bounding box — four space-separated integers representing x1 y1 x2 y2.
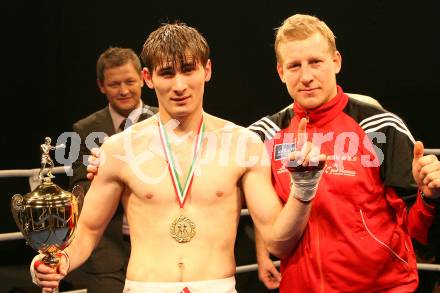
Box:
41 253 61 293
42 253 60 268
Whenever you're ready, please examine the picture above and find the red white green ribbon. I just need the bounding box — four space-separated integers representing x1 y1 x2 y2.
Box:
157 115 205 208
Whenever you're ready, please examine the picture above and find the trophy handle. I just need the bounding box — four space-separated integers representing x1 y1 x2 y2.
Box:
71 185 85 214
10 194 26 234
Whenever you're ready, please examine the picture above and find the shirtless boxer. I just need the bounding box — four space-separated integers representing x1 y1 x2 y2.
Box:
31 23 325 293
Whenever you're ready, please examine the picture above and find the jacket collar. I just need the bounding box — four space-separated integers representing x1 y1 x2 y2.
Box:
293 85 348 128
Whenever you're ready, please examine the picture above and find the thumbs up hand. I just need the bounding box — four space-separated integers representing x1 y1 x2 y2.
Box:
412 141 440 200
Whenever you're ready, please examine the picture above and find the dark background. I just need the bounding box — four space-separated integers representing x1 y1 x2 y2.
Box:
0 0 438 291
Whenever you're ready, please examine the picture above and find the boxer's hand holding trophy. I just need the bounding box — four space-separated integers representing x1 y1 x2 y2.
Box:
10 137 83 292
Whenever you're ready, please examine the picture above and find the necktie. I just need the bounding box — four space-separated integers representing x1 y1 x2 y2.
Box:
119 118 133 132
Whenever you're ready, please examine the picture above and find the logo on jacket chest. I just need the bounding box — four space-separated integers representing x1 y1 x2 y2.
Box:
324 155 358 177
274 143 295 161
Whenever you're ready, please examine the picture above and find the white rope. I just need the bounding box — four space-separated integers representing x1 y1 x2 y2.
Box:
235 261 440 273
0 232 23 241
418 263 440 272
236 260 280 274
0 166 71 178
425 148 440 155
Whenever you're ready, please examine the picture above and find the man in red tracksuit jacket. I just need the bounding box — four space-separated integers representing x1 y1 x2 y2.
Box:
250 14 439 292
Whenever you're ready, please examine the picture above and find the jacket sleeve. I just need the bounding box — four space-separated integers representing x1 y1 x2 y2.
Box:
380 115 435 244
380 117 415 193
69 122 91 193
406 190 436 244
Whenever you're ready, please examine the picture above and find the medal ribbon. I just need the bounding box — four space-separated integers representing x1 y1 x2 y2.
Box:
158 115 205 208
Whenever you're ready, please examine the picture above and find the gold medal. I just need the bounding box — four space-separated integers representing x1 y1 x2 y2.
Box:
170 215 196 243
158 115 204 244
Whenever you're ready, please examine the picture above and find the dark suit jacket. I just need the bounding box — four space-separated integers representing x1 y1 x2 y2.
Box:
69 104 158 274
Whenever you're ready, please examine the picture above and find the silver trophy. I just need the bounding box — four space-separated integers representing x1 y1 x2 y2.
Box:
11 137 81 271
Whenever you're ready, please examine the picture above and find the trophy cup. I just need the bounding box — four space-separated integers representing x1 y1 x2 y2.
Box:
10 137 81 284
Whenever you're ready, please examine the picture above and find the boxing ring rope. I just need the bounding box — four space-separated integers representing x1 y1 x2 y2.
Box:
1 149 440 274
425 149 440 155
0 166 71 178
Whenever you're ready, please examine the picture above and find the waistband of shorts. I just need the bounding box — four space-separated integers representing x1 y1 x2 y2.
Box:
125 276 235 286
124 276 236 292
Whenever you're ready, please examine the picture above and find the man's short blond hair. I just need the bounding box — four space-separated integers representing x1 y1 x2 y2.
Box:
274 14 336 62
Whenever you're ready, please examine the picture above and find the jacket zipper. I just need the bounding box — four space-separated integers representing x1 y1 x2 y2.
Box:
305 111 310 123
314 208 325 292
308 111 325 291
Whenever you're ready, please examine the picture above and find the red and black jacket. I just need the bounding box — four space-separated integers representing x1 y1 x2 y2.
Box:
249 87 435 292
